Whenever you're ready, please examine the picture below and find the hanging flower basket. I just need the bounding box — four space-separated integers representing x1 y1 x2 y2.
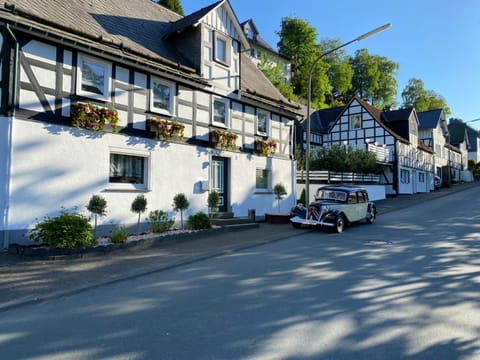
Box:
71 103 118 133
211 129 238 151
255 139 277 156
147 117 185 141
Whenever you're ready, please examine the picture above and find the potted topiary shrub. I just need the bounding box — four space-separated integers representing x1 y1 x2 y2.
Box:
131 194 147 233
273 183 287 212
87 194 107 237
172 193 189 230
207 190 220 216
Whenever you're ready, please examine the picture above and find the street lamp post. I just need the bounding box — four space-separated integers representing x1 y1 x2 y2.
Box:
304 23 391 208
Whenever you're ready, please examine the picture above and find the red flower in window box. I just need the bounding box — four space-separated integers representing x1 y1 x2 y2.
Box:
147 117 185 141
211 129 238 150
71 103 118 133
256 139 276 156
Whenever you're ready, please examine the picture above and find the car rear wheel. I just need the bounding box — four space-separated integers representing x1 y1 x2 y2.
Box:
366 207 376 224
334 214 345 233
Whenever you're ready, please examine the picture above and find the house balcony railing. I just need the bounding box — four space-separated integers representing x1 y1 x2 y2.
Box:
296 170 380 184
367 143 393 163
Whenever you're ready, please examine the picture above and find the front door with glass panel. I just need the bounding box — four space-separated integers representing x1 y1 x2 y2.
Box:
211 156 229 212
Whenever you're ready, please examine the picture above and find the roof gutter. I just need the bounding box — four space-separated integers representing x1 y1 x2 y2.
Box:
1 23 17 249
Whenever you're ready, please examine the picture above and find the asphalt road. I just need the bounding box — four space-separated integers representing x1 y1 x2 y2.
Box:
0 186 479 359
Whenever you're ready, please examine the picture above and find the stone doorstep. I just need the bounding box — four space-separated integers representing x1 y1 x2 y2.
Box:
210 216 256 226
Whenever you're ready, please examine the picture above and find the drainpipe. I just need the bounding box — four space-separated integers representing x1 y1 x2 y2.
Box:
2 24 18 248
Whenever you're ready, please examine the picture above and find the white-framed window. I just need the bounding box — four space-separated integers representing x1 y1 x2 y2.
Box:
214 32 230 65
400 169 410 184
150 76 175 115
350 114 362 129
109 149 149 191
212 97 229 127
256 168 271 190
257 109 269 135
77 53 111 101
419 172 425 182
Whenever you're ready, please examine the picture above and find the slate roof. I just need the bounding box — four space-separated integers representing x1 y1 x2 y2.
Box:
381 108 416 140
306 106 344 133
241 20 275 52
0 0 298 112
466 126 479 152
450 118 479 151
448 122 469 147
2 0 191 69
417 109 444 130
166 0 223 37
240 53 296 107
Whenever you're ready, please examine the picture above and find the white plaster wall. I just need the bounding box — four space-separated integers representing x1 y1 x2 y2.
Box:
227 153 296 215
0 117 11 236
6 119 295 243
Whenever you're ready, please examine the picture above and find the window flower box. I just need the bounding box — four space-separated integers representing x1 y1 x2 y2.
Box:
147 117 185 141
71 103 118 133
211 129 238 151
255 139 277 156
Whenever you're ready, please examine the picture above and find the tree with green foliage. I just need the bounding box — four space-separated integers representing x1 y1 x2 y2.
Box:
311 145 381 174
349 49 399 108
258 54 296 101
155 0 183 15
401 78 451 115
319 38 353 106
277 17 328 106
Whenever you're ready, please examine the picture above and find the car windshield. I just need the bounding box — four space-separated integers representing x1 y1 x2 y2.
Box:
316 190 347 202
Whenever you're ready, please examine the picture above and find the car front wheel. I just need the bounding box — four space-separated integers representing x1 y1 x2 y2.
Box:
334 214 345 233
366 207 376 224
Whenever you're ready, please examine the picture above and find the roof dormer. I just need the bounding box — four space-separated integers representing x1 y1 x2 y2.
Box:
166 0 249 92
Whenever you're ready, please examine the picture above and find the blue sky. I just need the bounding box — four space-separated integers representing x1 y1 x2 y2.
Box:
182 0 480 129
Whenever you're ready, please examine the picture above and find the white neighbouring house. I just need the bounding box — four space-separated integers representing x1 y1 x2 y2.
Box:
0 0 302 247
300 97 435 198
240 19 291 84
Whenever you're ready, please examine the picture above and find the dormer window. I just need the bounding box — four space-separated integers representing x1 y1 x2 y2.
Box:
77 53 111 101
214 32 230 65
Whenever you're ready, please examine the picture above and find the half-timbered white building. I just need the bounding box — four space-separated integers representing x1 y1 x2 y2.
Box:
418 109 451 184
0 0 302 247
303 97 435 196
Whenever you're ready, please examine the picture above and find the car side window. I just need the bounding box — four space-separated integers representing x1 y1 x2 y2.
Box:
357 192 366 203
336 192 346 202
348 194 357 204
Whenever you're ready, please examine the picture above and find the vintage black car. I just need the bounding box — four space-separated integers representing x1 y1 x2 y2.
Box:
290 185 377 233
